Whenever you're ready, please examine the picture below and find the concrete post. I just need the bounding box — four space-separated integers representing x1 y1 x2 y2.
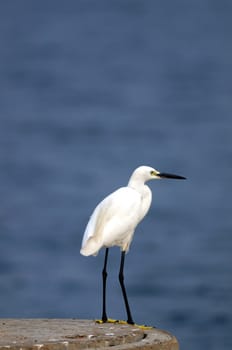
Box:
0 319 179 350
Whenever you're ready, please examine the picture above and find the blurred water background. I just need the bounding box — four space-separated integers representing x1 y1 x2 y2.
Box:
0 1 232 349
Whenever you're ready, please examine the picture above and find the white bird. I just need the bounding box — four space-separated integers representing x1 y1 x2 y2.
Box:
80 165 186 325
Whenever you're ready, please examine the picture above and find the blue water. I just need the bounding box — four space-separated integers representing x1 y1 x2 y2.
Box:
0 1 232 349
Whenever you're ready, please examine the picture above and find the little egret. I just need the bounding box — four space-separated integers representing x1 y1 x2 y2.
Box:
80 165 186 325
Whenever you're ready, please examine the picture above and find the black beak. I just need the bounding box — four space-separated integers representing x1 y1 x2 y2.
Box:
158 172 186 180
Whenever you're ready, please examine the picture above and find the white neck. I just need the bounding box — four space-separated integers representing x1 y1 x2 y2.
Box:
128 175 146 193
128 174 152 221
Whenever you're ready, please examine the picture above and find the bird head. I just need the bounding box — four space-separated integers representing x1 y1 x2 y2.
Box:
129 166 186 185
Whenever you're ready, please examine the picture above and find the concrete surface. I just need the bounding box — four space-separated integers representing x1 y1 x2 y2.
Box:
0 319 179 350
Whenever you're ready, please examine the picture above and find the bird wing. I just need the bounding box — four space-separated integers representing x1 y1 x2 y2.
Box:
81 187 141 254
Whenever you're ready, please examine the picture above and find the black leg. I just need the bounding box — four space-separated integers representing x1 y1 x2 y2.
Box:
119 251 134 324
102 248 109 322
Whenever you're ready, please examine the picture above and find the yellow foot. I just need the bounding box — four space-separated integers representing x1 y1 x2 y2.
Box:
95 318 126 324
134 323 154 330
95 319 154 329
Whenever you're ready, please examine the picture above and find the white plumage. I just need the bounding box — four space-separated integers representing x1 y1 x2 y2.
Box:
80 165 186 325
80 166 159 256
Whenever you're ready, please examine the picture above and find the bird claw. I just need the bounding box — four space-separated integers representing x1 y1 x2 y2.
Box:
95 318 123 324
135 324 154 330
95 319 154 329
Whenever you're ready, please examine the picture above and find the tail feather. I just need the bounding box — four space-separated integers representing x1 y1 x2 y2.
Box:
80 237 102 256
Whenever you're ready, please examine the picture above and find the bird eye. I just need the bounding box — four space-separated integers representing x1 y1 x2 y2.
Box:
150 170 155 175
